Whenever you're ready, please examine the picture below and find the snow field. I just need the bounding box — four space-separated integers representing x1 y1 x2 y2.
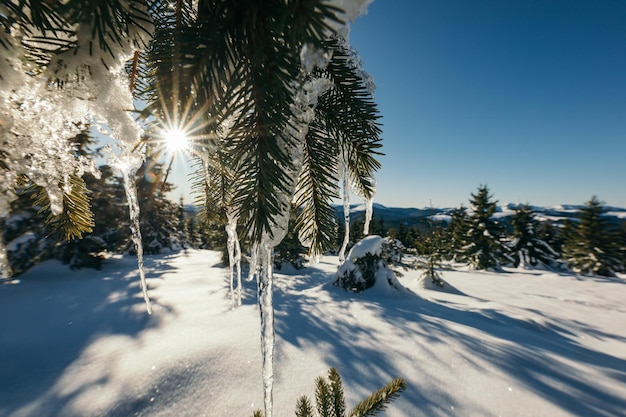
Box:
1 249 625 417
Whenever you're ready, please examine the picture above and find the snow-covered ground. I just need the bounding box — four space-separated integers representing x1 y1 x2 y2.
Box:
1 250 625 417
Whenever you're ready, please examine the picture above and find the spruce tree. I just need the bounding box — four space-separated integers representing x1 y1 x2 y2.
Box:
562 196 622 277
415 224 447 286
133 154 185 255
177 197 189 250
509 204 559 268
447 206 469 262
4 186 53 276
457 186 511 270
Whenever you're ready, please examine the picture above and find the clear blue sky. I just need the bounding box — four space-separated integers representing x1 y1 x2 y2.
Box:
346 0 626 208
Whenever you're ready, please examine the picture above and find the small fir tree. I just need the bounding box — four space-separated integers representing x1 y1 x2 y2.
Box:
447 206 469 261
132 154 186 255
177 197 189 250
333 236 407 293
562 196 622 276
252 367 406 417
415 224 447 286
508 204 559 268
457 186 512 270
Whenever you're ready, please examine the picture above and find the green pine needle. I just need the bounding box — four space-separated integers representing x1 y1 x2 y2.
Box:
349 378 407 417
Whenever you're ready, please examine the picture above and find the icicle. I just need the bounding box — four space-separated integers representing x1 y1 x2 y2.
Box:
363 196 373 236
338 162 351 262
225 212 242 307
114 154 152 315
257 239 275 417
226 217 236 308
0 227 12 280
248 244 259 282
234 229 242 305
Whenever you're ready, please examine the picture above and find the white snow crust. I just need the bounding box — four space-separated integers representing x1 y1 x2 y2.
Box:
2 249 625 417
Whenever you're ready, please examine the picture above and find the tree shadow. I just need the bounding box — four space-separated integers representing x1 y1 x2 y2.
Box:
0 254 177 417
272 266 626 417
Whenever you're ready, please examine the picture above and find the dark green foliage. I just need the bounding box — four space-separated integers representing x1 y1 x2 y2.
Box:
3 132 108 274
328 368 346 417
253 367 406 417
132 154 186 255
415 224 447 286
1 0 152 70
55 235 106 270
562 196 622 277
456 186 512 270
295 40 382 256
138 0 360 250
509 205 559 268
30 174 94 241
616 221 626 268
315 376 333 417
348 377 407 417
296 396 315 417
447 206 469 261
392 222 421 249
4 188 53 276
177 197 189 249
334 237 405 292
334 252 379 292
84 165 131 252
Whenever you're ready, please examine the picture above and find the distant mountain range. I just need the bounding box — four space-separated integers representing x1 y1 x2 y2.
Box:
334 202 626 229
186 202 626 230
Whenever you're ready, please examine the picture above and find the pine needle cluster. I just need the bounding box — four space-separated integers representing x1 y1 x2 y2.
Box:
252 368 407 417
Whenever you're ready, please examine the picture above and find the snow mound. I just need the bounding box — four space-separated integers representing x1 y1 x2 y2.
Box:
333 236 411 297
416 275 465 295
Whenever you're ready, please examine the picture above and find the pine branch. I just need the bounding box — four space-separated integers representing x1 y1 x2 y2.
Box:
328 367 347 417
315 40 382 200
31 174 95 241
348 378 407 417
295 395 315 417
316 375 333 417
294 122 339 256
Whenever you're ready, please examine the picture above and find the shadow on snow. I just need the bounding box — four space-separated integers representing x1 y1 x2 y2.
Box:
0 254 177 416
272 265 626 417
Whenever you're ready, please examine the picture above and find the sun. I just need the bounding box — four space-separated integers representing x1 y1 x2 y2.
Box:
163 127 190 153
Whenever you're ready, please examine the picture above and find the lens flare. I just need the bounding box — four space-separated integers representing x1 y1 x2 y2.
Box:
163 128 189 153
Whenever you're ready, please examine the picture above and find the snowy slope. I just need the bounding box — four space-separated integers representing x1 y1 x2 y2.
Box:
1 250 625 417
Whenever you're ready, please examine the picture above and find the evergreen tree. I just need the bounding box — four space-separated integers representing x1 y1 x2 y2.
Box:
536 220 563 260
562 196 622 276
616 220 626 268
186 216 200 249
447 206 469 261
415 224 447 286
508 204 559 268
4 185 53 276
177 197 189 250
133 155 185 255
85 165 130 253
457 186 511 270
4 130 109 273
369 216 388 237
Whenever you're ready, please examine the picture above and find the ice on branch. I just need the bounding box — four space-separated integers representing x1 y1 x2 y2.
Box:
326 0 374 37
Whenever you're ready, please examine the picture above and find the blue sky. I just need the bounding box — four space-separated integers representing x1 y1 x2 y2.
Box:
346 0 626 208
